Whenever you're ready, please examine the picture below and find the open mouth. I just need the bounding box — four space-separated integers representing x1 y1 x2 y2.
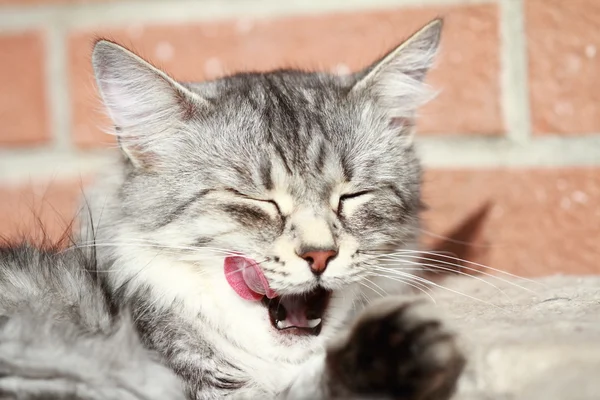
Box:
224 255 331 336
261 287 331 335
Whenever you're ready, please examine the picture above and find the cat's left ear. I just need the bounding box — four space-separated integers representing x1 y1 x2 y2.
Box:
351 19 443 130
92 40 208 169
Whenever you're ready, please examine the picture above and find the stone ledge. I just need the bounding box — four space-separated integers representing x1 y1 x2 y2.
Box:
427 275 600 400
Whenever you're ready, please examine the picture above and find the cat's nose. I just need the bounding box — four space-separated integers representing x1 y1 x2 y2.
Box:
299 249 338 276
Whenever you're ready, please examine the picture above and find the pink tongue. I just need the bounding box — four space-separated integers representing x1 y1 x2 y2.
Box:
224 255 277 301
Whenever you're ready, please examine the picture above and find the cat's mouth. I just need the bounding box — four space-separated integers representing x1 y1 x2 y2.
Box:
261 287 331 335
224 255 331 336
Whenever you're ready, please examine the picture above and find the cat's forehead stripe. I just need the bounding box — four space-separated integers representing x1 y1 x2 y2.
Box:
259 157 273 191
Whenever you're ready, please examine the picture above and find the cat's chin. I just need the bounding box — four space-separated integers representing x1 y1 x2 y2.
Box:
261 286 332 337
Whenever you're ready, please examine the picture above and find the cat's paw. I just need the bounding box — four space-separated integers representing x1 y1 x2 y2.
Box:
327 299 465 400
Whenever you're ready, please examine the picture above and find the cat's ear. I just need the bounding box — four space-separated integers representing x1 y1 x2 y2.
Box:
351 19 442 129
92 40 207 169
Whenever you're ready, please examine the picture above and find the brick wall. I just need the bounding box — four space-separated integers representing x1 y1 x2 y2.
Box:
0 0 599 276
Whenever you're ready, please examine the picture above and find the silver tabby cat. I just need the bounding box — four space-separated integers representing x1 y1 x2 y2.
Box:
0 19 464 400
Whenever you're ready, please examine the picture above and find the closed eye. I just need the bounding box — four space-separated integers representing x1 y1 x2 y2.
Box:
263 199 282 216
226 188 283 216
339 190 373 202
337 190 373 215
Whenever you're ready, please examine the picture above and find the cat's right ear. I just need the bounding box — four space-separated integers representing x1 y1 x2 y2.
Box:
92 40 207 169
350 19 442 135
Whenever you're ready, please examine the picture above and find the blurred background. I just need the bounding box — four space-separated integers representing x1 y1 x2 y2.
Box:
0 0 598 276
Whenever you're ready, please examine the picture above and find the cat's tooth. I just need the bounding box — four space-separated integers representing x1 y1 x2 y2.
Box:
307 318 321 328
276 320 290 329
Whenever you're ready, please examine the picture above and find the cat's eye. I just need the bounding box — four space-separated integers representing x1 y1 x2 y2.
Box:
263 199 282 216
339 191 372 202
227 188 283 216
252 199 283 221
337 190 373 214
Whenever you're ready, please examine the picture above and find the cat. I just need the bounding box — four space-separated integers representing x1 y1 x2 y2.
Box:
0 18 464 400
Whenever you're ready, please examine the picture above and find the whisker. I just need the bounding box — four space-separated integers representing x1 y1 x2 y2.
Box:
362 277 389 297
375 261 512 302
384 254 538 296
386 256 526 300
418 228 501 248
366 248 545 288
223 259 270 277
69 242 237 257
74 238 239 255
112 246 169 299
358 290 371 307
367 272 437 304
370 267 508 312
357 280 385 298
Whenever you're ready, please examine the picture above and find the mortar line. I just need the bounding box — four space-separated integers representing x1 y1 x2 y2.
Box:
0 0 495 32
499 0 532 145
416 135 600 167
45 25 73 152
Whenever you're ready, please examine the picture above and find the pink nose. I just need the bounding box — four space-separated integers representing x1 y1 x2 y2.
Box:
300 250 338 275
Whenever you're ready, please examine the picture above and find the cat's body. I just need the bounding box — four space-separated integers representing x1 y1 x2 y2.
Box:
0 244 186 399
0 19 464 400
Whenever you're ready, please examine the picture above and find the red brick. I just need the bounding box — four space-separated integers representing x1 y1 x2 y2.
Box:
422 168 600 277
0 31 49 146
527 0 600 135
0 180 87 243
69 4 502 147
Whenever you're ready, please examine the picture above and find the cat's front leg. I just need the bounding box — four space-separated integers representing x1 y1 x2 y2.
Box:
281 299 465 400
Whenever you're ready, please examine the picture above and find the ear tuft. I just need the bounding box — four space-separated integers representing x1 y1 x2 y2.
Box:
92 40 204 168
352 19 443 121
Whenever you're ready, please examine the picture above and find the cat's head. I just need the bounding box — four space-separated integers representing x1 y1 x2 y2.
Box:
90 19 442 352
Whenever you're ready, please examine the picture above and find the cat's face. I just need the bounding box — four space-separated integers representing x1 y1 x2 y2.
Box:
91 20 441 349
